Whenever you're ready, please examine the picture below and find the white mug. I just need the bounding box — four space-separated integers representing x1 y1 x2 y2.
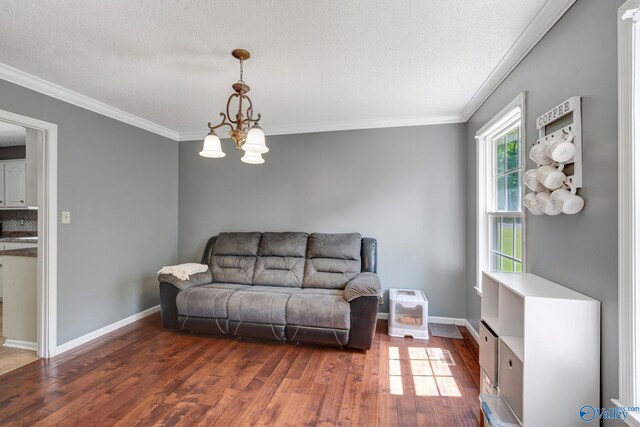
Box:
530 144 553 166
551 188 585 214
536 165 567 190
535 191 561 215
542 134 576 163
523 192 544 215
523 169 546 192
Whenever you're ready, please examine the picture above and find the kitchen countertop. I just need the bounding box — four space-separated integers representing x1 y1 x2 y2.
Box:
0 248 37 258
0 232 38 244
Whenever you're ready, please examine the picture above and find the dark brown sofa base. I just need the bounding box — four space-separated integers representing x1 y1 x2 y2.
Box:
177 316 229 335
160 282 180 330
286 325 349 347
162 283 379 350
347 296 379 350
229 321 286 341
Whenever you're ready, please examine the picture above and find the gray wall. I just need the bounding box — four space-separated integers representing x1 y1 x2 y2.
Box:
179 124 467 316
0 80 179 345
465 0 621 415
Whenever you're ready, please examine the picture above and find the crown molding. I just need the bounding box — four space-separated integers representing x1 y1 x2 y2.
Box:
0 62 180 141
1 0 572 142
178 114 465 141
461 0 576 121
178 131 209 142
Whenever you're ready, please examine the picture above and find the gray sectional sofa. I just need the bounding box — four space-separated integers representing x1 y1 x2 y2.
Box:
158 232 382 350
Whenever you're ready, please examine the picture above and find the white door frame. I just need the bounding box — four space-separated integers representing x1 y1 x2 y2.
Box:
0 108 57 358
617 1 640 424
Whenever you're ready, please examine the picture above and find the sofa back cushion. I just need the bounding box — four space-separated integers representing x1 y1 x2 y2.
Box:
303 233 361 289
252 232 308 287
210 232 261 284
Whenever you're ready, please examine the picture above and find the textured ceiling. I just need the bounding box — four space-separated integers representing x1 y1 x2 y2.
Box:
0 121 25 147
0 0 547 135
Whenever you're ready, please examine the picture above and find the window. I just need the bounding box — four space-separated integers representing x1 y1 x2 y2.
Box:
476 93 526 291
617 2 640 424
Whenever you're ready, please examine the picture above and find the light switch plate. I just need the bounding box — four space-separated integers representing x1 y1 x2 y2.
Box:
61 211 71 224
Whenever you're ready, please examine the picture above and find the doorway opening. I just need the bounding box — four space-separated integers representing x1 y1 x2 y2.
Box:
0 109 57 371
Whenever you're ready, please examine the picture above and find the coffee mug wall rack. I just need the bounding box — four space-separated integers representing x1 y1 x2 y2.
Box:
523 96 584 215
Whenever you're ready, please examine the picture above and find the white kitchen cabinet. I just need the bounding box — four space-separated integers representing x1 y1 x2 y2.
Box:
3 161 26 208
0 160 27 209
0 241 37 302
1 254 37 345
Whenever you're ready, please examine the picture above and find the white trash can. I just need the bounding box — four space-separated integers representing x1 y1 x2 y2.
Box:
388 289 428 339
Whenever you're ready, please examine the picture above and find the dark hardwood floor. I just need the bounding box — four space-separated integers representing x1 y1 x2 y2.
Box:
0 314 481 426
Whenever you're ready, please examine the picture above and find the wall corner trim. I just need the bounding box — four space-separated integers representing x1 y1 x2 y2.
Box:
461 0 576 121
54 305 160 356
0 63 180 141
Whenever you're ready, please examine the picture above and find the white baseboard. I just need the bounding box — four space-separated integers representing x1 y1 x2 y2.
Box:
377 312 481 344
54 305 160 356
465 319 480 344
428 316 467 326
377 312 466 325
3 339 37 351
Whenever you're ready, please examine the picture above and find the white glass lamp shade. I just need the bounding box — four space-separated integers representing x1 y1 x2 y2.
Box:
241 150 265 164
199 133 226 158
241 126 269 154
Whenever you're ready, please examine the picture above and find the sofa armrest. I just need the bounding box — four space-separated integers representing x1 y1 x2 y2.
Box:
157 269 212 291
345 272 382 302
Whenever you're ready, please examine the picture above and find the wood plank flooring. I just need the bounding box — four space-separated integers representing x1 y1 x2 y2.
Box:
0 314 481 426
0 302 39 377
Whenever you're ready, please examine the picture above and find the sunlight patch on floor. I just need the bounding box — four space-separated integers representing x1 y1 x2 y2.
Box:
388 345 462 398
389 346 403 395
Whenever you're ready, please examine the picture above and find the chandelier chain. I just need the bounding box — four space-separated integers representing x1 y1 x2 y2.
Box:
239 59 244 84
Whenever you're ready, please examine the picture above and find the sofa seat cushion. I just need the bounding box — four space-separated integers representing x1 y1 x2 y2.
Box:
227 290 294 325
286 293 350 330
303 233 362 289
176 283 249 318
210 232 261 285
253 232 308 288
297 288 345 297
242 286 300 294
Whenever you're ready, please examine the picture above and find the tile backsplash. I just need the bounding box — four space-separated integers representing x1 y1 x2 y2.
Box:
0 210 37 232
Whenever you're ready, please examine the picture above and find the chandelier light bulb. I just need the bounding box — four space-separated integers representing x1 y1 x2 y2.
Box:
241 150 265 164
242 126 269 154
199 133 226 158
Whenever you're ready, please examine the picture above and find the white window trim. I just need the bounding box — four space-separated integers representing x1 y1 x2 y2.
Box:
475 92 527 295
617 2 640 425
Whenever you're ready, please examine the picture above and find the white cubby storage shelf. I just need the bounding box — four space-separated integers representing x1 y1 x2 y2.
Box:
480 271 600 426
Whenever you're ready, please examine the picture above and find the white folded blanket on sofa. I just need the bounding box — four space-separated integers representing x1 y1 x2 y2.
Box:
157 263 209 281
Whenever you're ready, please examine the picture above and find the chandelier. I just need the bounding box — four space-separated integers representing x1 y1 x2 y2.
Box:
199 49 268 164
